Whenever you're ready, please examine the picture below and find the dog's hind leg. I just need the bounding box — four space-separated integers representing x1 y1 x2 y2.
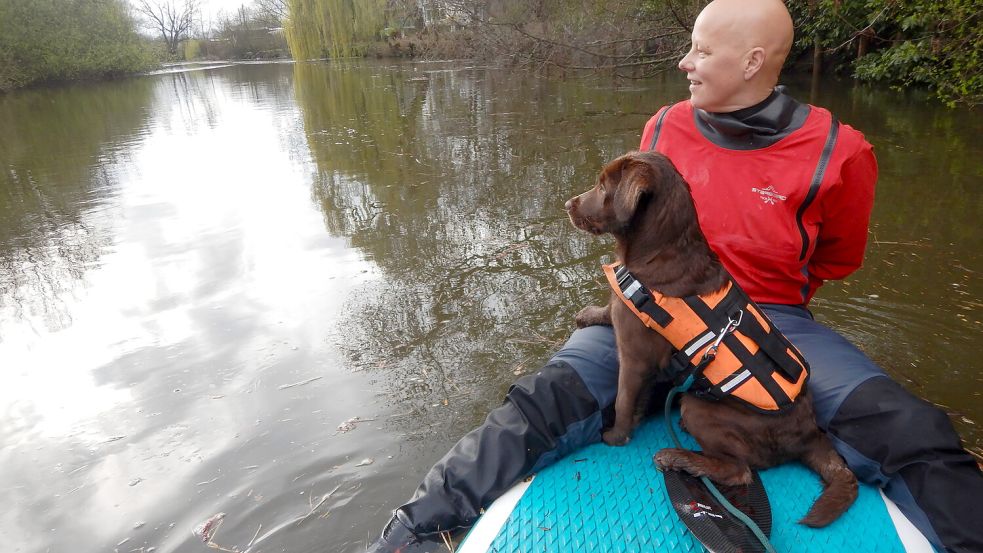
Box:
797 435 858 527
654 448 753 486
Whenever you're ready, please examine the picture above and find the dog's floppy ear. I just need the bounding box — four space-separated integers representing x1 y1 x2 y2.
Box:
612 155 650 226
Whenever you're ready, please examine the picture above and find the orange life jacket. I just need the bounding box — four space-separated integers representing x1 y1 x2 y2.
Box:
603 262 809 413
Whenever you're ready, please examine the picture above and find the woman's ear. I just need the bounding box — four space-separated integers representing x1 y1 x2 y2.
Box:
744 47 766 80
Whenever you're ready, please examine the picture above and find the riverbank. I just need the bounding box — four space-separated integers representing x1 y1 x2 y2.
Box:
283 0 981 107
145 59 296 76
0 0 156 93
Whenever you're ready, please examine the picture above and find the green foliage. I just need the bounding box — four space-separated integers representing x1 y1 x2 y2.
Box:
282 0 979 105
790 0 982 106
0 0 158 92
285 0 388 60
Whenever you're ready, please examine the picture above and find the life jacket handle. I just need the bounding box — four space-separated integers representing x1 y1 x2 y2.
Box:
701 309 743 364
677 309 743 392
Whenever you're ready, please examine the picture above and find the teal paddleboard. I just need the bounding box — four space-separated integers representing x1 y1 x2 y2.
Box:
459 413 933 552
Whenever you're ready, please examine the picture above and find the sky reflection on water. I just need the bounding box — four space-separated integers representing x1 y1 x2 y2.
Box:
0 65 387 553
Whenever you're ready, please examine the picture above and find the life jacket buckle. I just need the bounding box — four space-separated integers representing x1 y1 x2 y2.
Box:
701 309 744 363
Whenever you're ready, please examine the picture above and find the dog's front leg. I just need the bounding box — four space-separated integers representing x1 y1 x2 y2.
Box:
603 364 645 446
574 303 611 328
654 449 753 486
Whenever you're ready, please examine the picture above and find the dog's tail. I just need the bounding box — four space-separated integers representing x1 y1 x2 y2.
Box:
798 437 859 527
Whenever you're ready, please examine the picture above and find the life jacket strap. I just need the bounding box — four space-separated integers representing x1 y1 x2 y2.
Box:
612 264 674 327
681 284 803 409
667 348 718 395
665 310 741 398
604 262 809 412
726 281 807 383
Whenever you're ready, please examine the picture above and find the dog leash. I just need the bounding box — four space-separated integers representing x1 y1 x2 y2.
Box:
661 314 778 553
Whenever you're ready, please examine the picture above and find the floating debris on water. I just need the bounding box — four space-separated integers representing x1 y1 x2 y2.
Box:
278 376 323 390
337 416 376 433
192 512 226 543
337 417 360 433
355 458 374 467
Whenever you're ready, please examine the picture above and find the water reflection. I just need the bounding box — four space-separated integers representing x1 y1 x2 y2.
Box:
0 66 384 553
0 78 153 335
293 62 683 446
0 61 978 553
294 63 981 453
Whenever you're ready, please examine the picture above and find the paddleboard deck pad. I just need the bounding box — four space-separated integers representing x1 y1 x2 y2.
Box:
459 414 934 552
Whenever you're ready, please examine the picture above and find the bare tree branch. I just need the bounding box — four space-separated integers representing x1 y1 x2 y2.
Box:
427 0 691 75
135 0 200 55
254 0 289 23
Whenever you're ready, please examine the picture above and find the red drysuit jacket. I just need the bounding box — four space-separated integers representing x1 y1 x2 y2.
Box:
640 100 878 306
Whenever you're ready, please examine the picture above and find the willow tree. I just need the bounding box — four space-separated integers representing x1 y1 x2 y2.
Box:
285 0 388 59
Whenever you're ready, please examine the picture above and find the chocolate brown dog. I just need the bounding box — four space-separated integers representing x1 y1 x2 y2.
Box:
565 151 857 527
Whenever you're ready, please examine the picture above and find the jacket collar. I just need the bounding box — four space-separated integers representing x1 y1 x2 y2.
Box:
694 87 811 150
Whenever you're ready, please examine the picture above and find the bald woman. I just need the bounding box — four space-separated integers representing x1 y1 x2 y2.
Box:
370 1 983 551
680 0 793 112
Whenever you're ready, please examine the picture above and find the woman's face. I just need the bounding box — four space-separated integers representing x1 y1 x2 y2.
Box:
677 14 752 113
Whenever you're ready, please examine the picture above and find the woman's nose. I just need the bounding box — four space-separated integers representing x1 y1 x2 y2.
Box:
678 52 693 72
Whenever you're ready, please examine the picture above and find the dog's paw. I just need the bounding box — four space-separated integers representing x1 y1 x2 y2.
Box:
602 429 630 446
653 448 688 471
575 305 611 328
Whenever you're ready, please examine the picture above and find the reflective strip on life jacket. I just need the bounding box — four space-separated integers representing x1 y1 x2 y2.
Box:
603 262 810 413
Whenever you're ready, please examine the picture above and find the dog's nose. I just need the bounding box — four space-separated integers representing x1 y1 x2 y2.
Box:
564 197 576 211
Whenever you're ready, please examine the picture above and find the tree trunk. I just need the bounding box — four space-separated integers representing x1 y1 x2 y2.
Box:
809 0 821 103
858 32 869 59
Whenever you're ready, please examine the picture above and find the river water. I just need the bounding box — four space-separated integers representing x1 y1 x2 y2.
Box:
1 61 979 553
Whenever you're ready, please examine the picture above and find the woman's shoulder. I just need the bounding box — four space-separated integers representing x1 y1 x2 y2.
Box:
803 104 873 154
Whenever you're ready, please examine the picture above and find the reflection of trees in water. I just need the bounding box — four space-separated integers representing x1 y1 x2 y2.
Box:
160 71 223 133
297 64 980 446
294 61 682 436
786 78 982 264
0 78 154 333
795 81 982 341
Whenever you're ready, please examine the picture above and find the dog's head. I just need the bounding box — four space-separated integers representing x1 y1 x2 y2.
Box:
564 151 689 237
